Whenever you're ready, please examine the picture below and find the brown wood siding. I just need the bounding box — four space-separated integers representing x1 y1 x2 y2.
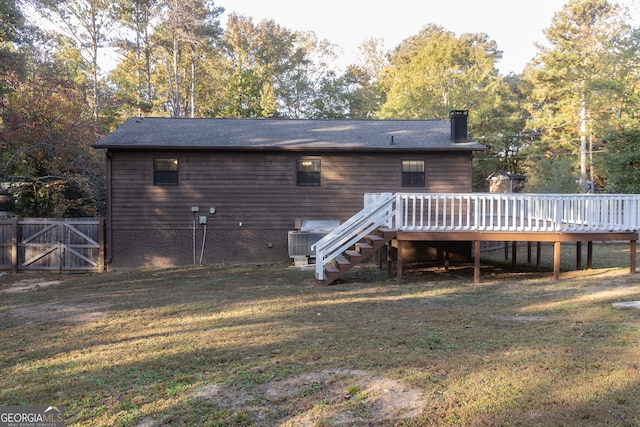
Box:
106 149 473 267
109 150 472 232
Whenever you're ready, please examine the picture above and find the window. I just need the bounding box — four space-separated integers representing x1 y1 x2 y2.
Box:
154 158 179 185
297 159 321 186
402 160 425 187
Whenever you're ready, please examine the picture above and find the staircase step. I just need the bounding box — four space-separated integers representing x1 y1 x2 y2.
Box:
316 264 342 285
377 228 397 240
356 242 373 249
325 264 339 274
345 250 363 261
356 242 374 257
316 269 339 285
335 255 351 271
316 226 398 286
366 235 386 250
378 227 396 233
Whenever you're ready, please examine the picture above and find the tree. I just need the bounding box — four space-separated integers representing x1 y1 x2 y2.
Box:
338 38 387 119
153 0 223 117
277 30 340 119
0 0 24 45
112 0 160 116
378 25 503 120
1 3 105 217
220 14 297 118
1 59 104 217
218 15 343 119
0 0 26 96
470 73 532 191
376 24 525 190
35 0 115 120
521 0 632 192
600 119 640 193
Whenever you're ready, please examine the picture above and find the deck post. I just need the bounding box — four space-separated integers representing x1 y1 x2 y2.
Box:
474 240 481 284
576 242 582 270
553 241 561 281
527 241 532 263
587 241 593 270
511 241 517 267
387 242 393 277
536 242 541 266
11 218 18 274
631 239 637 274
397 240 403 285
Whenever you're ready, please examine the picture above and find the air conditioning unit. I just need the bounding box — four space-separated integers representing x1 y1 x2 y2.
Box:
288 219 340 259
288 231 327 257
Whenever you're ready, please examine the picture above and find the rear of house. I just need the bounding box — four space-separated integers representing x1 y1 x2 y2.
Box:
93 115 484 269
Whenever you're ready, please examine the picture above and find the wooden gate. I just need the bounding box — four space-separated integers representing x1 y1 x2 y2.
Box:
0 218 104 273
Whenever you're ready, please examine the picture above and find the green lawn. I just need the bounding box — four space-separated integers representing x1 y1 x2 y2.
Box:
1 243 640 426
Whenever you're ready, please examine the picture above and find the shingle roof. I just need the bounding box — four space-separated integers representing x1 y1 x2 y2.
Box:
93 117 485 151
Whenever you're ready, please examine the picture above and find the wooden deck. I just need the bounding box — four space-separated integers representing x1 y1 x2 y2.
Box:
314 193 640 285
395 230 637 285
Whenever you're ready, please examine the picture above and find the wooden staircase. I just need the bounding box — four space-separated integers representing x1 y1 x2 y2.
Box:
315 227 397 285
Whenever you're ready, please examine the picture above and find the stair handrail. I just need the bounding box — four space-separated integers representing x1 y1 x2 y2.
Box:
312 193 396 280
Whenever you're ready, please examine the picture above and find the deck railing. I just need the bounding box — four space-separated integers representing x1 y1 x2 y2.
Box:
313 193 640 280
396 193 640 232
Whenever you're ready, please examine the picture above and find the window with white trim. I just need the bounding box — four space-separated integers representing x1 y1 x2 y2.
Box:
401 160 425 187
297 158 321 186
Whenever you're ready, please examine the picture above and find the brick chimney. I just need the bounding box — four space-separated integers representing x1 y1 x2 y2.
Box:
449 110 468 143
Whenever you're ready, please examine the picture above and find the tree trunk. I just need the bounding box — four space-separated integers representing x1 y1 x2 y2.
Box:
191 43 196 118
172 34 181 117
91 8 99 121
580 102 587 192
144 25 152 107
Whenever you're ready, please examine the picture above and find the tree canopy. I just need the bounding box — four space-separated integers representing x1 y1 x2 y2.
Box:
521 0 640 192
3 0 640 217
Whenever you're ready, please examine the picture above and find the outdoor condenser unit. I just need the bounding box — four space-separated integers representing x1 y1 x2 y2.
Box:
287 231 328 257
287 219 340 258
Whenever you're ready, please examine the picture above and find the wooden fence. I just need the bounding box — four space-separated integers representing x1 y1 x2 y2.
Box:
0 218 105 273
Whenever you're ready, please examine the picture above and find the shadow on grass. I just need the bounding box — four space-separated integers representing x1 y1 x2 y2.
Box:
1 258 640 425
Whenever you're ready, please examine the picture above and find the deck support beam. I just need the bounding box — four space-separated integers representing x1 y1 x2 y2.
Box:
393 230 638 285
474 240 481 284
553 241 561 281
397 240 403 286
576 242 582 270
537 242 541 266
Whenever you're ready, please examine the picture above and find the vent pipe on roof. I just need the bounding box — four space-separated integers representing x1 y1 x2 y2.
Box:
449 110 468 143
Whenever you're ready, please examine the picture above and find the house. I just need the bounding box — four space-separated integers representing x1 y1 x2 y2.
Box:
487 170 526 193
93 111 485 269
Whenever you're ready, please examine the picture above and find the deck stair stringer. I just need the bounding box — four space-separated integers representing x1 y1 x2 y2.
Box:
316 227 397 285
313 193 397 285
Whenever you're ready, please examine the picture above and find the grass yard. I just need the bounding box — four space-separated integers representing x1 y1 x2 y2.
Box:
1 242 640 426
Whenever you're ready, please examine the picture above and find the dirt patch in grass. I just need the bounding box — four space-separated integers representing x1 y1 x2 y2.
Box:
192 369 425 426
2 277 111 323
10 302 111 323
1 277 63 294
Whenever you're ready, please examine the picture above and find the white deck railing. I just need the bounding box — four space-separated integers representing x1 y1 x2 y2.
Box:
313 193 640 280
396 193 640 232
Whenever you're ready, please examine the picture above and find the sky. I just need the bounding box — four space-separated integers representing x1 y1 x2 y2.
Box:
220 0 638 75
